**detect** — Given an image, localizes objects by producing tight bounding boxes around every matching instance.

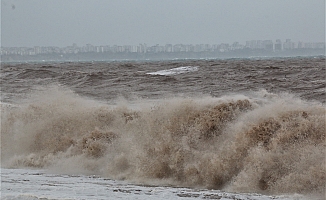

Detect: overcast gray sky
[1,0,325,47]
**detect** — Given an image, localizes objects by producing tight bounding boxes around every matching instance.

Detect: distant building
[165,44,173,52]
[283,39,294,50]
[274,39,282,51]
[263,40,273,51]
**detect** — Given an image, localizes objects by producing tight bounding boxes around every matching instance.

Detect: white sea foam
[146,66,199,75]
[1,168,304,200]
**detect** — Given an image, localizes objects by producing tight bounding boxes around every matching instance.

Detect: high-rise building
[274,39,282,51]
[283,39,294,50]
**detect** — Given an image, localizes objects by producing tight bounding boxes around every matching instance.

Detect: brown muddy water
[1,57,325,199]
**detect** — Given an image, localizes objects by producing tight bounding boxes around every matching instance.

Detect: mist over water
[1,57,325,198]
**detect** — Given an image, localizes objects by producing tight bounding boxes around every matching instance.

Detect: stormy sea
[1,56,325,199]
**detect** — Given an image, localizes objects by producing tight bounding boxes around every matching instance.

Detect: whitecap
[146,66,199,76]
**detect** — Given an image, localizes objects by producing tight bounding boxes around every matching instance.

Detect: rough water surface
[1,57,325,199]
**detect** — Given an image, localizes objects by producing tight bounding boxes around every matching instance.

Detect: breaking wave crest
[1,86,325,196]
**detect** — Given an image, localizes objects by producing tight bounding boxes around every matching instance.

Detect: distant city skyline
[1,38,325,48]
[1,0,325,47]
[2,38,325,56]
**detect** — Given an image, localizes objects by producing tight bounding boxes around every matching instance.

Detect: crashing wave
[1,87,325,197]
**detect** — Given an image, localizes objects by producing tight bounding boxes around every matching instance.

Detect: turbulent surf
[1,57,325,199]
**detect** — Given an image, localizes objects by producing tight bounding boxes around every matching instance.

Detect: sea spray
[1,86,325,197]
